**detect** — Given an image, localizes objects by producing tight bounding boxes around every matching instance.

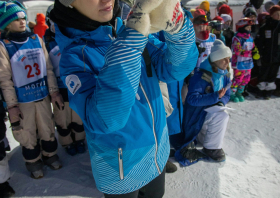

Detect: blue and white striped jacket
[55,14,198,194]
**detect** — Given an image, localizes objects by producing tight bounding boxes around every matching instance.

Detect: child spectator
[230,18,258,102]
[255,5,280,99]
[0,1,63,179]
[44,5,86,156]
[193,9,216,68]
[210,16,225,44]
[34,13,48,38]
[176,40,232,166]
[221,14,234,48]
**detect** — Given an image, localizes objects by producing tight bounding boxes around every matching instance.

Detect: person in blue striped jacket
[50,0,198,197]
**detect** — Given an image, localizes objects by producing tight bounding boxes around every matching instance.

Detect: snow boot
[66,143,77,156]
[25,159,44,179]
[236,92,245,102]
[0,181,15,197]
[202,148,226,162]
[42,154,62,170]
[230,93,239,103]
[180,141,207,164]
[76,140,86,154]
[166,160,177,173]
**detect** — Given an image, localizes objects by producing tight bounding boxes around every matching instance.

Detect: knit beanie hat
[210,40,232,62]
[219,4,233,18]
[244,7,257,17]
[58,0,75,7]
[269,5,280,16]
[221,14,232,22]
[0,1,27,30]
[199,1,210,12]
[265,1,275,12]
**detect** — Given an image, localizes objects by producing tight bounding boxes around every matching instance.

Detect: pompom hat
[0,1,27,30]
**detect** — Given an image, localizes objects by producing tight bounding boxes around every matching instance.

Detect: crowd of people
[0,0,279,197]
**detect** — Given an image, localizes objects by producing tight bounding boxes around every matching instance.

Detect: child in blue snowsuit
[176,40,232,166]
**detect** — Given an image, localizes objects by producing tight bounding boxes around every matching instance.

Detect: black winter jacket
[255,17,280,63]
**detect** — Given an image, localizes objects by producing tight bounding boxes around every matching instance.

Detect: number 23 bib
[1,35,49,103]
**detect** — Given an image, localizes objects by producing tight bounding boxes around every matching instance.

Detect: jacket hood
[55,17,124,52]
[36,13,46,24]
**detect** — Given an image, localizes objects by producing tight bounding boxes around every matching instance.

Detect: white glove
[150,0,184,35]
[126,0,163,36]
[126,0,184,36]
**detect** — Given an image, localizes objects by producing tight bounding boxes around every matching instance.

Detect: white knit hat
[210,40,232,62]
[220,14,232,22]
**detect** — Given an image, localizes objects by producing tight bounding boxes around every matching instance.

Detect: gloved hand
[150,0,184,34]
[51,92,64,110]
[126,0,184,36]
[252,46,260,60]
[126,0,162,36]
[8,105,23,125]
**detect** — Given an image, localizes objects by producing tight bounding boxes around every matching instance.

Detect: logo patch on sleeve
[66,75,81,95]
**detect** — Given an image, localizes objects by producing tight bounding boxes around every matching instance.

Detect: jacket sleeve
[0,44,18,107]
[39,38,59,95]
[146,12,198,83]
[60,28,148,133]
[186,73,220,107]
[255,26,265,56]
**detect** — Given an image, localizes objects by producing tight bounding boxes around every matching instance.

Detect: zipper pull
[118,148,124,180]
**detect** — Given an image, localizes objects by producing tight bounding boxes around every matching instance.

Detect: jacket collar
[55,17,124,52]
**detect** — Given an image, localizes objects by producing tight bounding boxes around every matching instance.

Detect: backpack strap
[143,47,153,78]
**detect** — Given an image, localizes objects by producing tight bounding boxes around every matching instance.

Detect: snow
[5,95,280,198]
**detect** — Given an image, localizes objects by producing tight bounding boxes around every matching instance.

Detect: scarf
[50,0,121,32]
[4,31,34,42]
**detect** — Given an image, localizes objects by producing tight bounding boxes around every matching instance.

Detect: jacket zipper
[139,82,161,174]
[118,148,124,180]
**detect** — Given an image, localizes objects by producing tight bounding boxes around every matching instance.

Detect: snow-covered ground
[5,94,280,198]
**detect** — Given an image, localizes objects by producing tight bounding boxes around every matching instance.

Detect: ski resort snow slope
[5,95,280,198]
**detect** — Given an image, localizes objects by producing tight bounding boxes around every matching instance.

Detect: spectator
[176,40,232,166]
[193,9,216,68]
[0,1,63,179]
[230,18,258,102]
[255,5,280,99]
[221,14,234,48]
[199,1,211,21]
[210,16,226,44]
[50,0,198,197]
[34,13,48,38]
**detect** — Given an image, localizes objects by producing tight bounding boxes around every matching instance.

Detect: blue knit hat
[0,1,27,30]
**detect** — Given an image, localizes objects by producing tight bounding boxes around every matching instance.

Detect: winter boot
[76,140,86,154]
[0,181,15,197]
[180,141,207,164]
[166,160,177,173]
[25,159,44,179]
[230,93,239,103]
[42,154,62,170]
[202,148,226,162]
[66,143,77,156]
[236,86,245,102]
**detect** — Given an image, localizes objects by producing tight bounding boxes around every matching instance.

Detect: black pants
[104,166,166,198]
[258,62,280,83]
